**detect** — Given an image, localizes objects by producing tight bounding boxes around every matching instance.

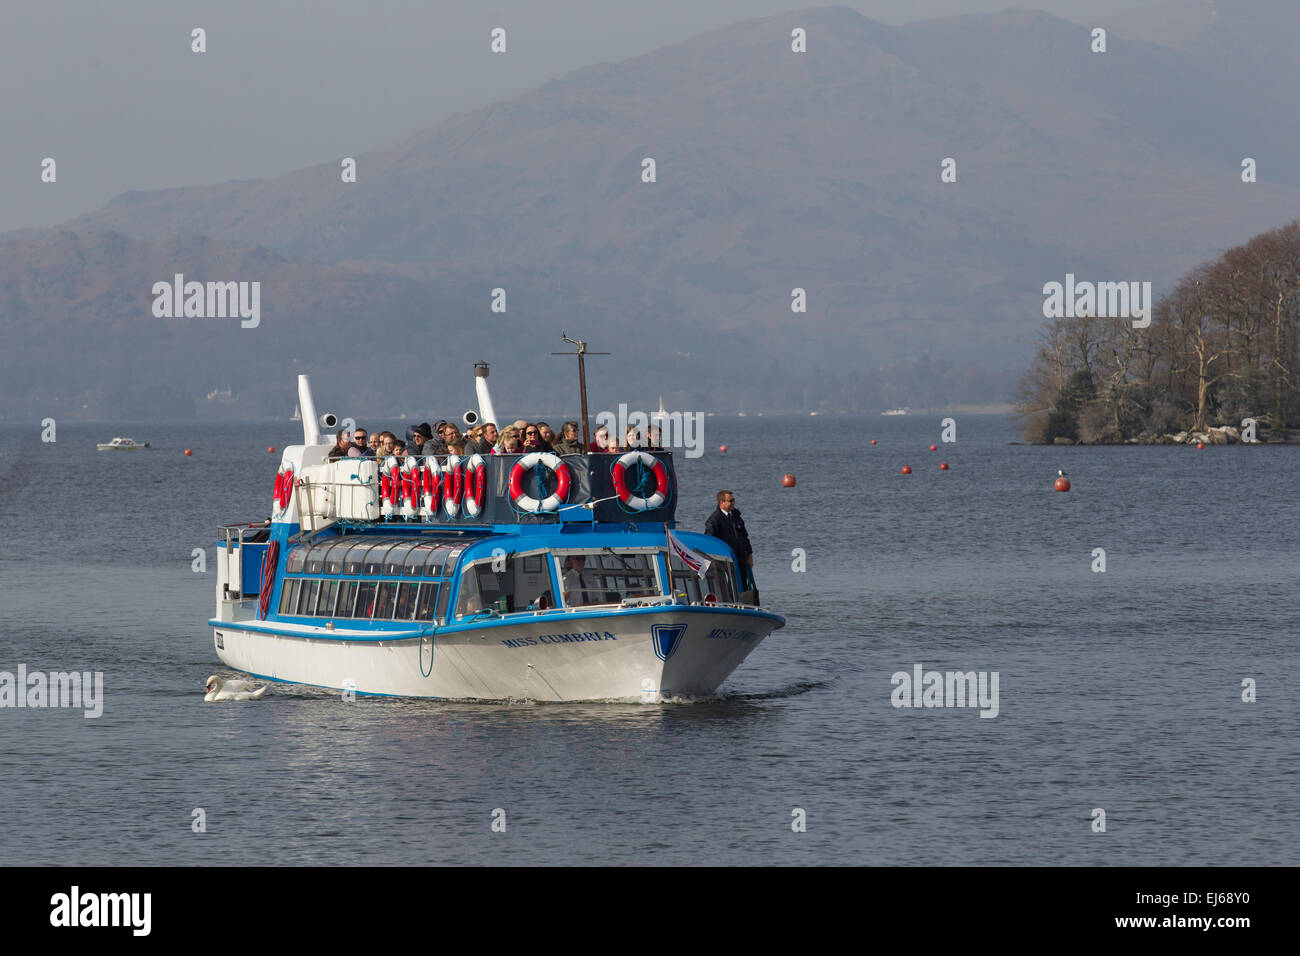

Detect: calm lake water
[1,415,1296,865]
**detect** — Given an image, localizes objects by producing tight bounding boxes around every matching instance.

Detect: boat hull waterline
[211,606,780,702]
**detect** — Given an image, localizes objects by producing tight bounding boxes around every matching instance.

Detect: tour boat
[210,366,784,701]
[97,437,150,450]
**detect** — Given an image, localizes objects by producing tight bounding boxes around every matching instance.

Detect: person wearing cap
[420,420,449,458]
[408,422,433,457]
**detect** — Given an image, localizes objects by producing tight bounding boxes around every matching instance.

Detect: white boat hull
[211,607,779,701]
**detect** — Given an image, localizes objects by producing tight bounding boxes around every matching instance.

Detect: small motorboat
[97,437,150,451]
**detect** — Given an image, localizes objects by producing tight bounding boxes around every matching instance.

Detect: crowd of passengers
[326,418,665,461]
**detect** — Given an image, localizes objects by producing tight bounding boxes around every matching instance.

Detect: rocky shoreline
[1048,425,1293,445]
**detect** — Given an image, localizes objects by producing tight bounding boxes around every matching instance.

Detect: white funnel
[474,363,499,428]
[298,375,322,445]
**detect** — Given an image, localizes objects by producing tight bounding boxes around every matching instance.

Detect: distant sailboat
[651,396,667,421]
[291,404,301,421]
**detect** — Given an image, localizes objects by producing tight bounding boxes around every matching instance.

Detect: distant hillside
[4,4,1300,419]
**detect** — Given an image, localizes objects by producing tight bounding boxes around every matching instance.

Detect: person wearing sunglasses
[705,490,755,592]
[348,428,373,458]
[521,423,551,453]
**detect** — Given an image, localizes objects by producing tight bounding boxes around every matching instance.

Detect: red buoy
[1054,477,1070,492]
[901,465,912,475]
[939,462,949,470]
[719,445,727,453]
[929,444,938,451]
[184,448,193,456]
[1196,441,1205,450]
[782,473,796,487]
[267,446,276,453]
[870,439,877,445]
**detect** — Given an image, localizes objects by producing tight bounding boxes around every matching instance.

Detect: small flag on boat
[667,527,710,579]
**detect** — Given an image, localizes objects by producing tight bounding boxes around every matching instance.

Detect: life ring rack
[612,450,671,511]
[509,452,571,513]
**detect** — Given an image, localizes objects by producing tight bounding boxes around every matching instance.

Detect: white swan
[205,674,269,702]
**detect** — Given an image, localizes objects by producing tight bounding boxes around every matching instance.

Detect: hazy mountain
[4,3,1299,420]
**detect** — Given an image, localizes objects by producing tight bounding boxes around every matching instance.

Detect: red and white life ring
[442,454,464,517]
[462,454,487,517]
[420,458,441,519]
[381,455,399,518]
[612,450,670,511]
[509,452,571,513]
[273,465,295,512]
[401,457,418,518]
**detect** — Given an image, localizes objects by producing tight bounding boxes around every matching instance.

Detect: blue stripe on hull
[213,601,784,643]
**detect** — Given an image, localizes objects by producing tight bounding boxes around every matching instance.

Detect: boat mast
[553,333,609,452]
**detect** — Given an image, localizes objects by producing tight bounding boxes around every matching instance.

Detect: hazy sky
[1,0,1160,233]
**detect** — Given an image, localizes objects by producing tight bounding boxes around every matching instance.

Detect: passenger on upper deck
[537,422,557,447]
[406,423,432,454]
[368,433,381,455]
[378,432,397,457]
[418,421,448,457]
[465,423,496,456]
[348,428,373,458]
[521,423,551,453]
[553,421,584,456]
[463,424,482,452]
[443,422,466,456]
[497,426,522,453]
[588,425,612,453]
[328,429,351,460]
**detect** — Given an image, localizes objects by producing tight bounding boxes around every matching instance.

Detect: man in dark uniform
[705,490,754,591]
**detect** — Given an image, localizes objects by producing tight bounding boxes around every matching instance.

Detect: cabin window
[404,546,432,576]
[296,580,319,616]
[395,582,420,621]
[324,540,348,574]
[334,581,358,618]
[435,577,451,620]
[355,581,378,619]
[424,547,450,577]
[385,543,417,576]
[417,583,439,621]
[456,567,482,618]
[670,553,736,603]
[555,551,659,607]
[343,542,368,575]
[305,543,330,574]
[279,580,300,614]
[316,580,338,617]
[363,545,392,575]
[374,582,398,619]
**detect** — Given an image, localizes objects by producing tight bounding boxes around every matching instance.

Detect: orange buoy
[1054,477,1070,492]
[782,473,796,487]
[184,448,193,456]
[939,461,949,470]
[870,439,877,445]
[719,445,727,453]
[901,465,912,475]
[1196,441,1205,450]
[929,444,937,451]
[267,446,276,453]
